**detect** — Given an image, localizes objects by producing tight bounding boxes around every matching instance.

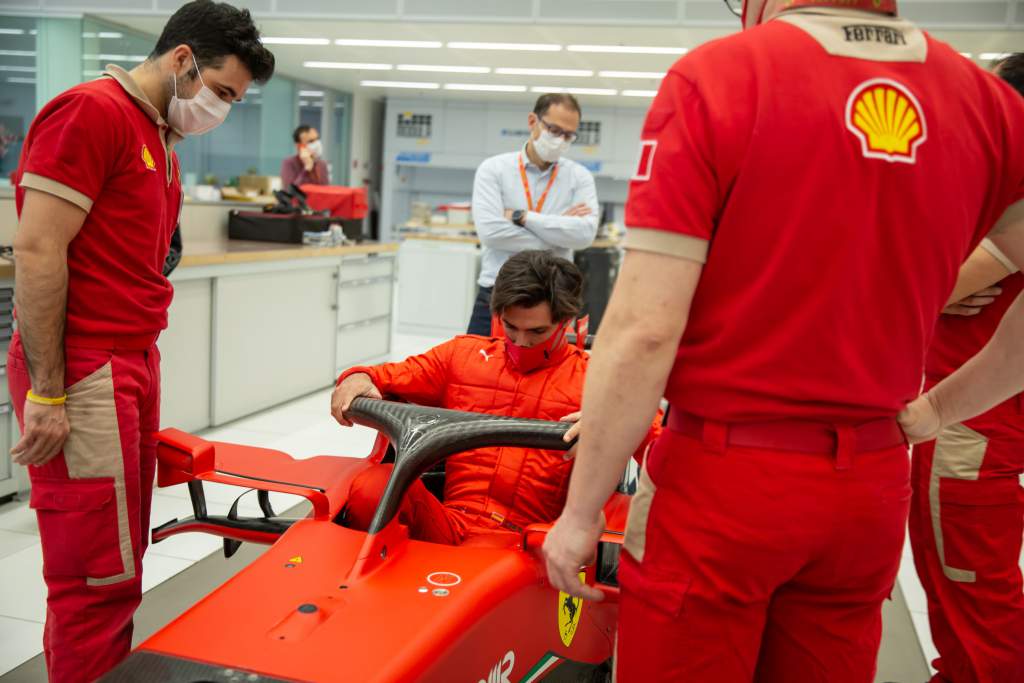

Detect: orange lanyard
[518,154,559,213]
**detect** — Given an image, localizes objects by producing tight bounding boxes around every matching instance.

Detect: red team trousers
[908,398,1024,683]
[617,422,910,682]
[8,333,160,683]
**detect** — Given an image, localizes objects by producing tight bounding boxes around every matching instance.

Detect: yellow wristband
[26,390,67,406]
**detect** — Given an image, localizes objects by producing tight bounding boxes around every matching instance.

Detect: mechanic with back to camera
[540,0,1024,682]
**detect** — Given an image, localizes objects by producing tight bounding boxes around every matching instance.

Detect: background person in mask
[467,93,599,336]
[280,124,330,188]
[6,1,274,679]
[331,250,661,545]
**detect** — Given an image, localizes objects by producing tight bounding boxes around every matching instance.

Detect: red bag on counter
[299,185,368,219]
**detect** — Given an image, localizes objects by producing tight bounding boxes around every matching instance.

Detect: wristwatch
[511,210,526,226]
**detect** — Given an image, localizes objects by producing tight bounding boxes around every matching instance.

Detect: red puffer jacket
[338,334,661,537]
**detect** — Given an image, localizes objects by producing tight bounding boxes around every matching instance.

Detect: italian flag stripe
[520,652,562,683]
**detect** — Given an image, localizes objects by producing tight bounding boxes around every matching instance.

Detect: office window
[0,16,37,181]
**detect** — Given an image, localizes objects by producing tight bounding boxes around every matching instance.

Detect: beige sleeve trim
[19,172,93,213]
[623,228,709,264]
[980,238,1018,274]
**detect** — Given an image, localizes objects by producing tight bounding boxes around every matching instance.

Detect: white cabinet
[212,264,339,425]
[397,239,479,337]
[159,278,213,432]
[336,254,394,372]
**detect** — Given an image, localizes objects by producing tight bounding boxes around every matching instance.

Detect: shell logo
[141,144,157,172]
[845,78,927,164]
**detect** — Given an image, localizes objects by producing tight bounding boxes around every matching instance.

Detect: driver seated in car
[332,250,661,545]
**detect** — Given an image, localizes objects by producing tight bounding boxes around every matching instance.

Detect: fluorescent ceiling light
[360,80,440,89]
[532,86,618,96]
[496,67,592,77]
[82,70,105,77]
[621,89,658,97]
[958,52,973,58]
[299,89,324,97]
[448,41,562,52]
[599,70,665,79]
[262,37,330,45]
[398,64,491,74]
[980,52,1010,60]
[445,83,528,92]
[0,28,25,35]
[0,50,35,57]
[0,65,35,72]
[304,61,393,70]
[336,38,442,48]
[6,77,36,84]
[82,31,124,39]
[82,53,148,61]
[568,44,686,55]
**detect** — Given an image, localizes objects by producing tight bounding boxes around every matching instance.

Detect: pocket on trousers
[619,554,691,619]
[939,477,1024,573]
[30,476,123,579]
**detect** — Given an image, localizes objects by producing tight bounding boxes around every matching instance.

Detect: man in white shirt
[468,93,599,335]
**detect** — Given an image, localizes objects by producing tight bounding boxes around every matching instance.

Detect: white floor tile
[897,553,928,615]
[214,406,335,438]
[141,553,195,593]
[266,422,379,461]
[0,615,44,677]
[0,529,40,562]
[0,544,46,623]
[911,610,939,674]
[0,500,38,536]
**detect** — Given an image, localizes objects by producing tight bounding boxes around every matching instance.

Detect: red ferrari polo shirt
[14,64,182,339]
[624,8,1024,423]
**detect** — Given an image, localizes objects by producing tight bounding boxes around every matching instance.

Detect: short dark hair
[151,0,275,84]
[994,53,1024,98]
[293,124,313,143]
[491,251,584,323]
[533,93,582,119]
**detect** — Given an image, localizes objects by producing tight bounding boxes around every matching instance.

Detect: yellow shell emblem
[846,78,927,164]
[141,144,156,171]
[557,572,586,647]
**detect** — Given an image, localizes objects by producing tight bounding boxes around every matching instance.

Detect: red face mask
[504,321,570,374]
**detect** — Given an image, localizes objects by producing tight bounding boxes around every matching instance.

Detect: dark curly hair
[994,53,1024,98]
[150,0,275,84]
[490,251,584,323]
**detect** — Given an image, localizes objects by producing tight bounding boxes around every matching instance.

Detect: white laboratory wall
[380,97,645,241]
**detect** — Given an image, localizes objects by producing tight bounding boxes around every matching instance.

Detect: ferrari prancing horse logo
[557,572,586,647]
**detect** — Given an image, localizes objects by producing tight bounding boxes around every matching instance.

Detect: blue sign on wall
[578,160,602,173]
[396,151,432,164]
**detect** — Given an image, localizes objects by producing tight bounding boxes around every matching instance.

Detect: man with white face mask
[281,124,330,188]
[468,93,599,335]
[7,1,273,680]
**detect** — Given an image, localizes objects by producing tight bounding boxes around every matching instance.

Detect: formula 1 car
[103,398,628,683]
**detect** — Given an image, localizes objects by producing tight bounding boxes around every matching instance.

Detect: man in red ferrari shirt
[7,2,273,680]
[541,1,1024,681]
[332,251,660,544]
[908,53,1024,683]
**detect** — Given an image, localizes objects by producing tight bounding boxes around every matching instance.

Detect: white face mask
[533,128,572,163]
[305,139,323,158]
[167,53,231,137]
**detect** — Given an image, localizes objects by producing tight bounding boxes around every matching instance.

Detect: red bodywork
[130,428,626,682]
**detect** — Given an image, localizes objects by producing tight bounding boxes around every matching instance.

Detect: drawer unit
[339,254,395,283]
[0,404,15,499]
[337,277,393,327]
[336,317,391,370]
